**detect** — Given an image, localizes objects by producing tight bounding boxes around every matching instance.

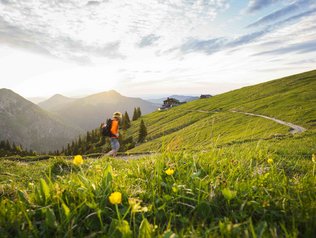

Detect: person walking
[107,111,122,157]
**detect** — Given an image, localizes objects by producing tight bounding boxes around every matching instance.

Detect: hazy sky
[0,0,315,99]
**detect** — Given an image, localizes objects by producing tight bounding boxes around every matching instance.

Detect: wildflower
[73,155,83,165]
[312,154,316,163]
[165,168,175,175]
[141,206,149,212]
[109,192,122,205]
[128,198,142,212]
[267,158,273,164]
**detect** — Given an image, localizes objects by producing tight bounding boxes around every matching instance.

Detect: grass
[126,70,316,153]
[0,70,315,237]
[0,137,315,237]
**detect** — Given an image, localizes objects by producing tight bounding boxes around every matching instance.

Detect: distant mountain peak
[0,88,31,105]
[103,89,121,96]
[52,93,65,98]
[49,94,72,100]
[0,88,17,95]
[38,93,76,111]
[87,90,122,100]
[108,89,120,94]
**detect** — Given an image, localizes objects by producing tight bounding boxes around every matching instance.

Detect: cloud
[247,0,316,27]
[179,30,271,55]
[275,8,316,26]
[0,0,11,5]
[86,1,103,6]
[227,30,269,47]
[0,1,126,63]
[180,6,316,56]
[286,59,316,65]
[246,0,279,12]
[0,17,53,56]
[253,40,316,56]
[180,38,226,54]
[0,0,229,63]
[138,34,161,48]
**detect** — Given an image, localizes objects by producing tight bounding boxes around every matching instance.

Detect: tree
[5,140,11,151]
[124,111,131,128]
[0,140,5,149]
[132,107,138,121]
[138,119,147,143]
[136,107,142,118]
[122,111,131,130]
[86,131,91,143]
[132,107,142,121]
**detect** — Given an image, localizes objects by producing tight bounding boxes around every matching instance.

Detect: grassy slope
[0,70,316,237]
[0,140,315,237]
[127,70,316,152]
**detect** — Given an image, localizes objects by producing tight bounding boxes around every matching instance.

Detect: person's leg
[108,138,120,156]
[107,138,115,156]
[112,138,120,156]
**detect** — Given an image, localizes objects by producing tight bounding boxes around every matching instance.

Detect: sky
[0,0,315,100]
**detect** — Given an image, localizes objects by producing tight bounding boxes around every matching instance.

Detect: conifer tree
[138,119,147,143]
[121,114,127,130]
[86,131,91,143]
[67,143,71,155]
[0,140,5,149]
[5,140,11,150]
[122,111,131,130]
[124,111,131,128]
[132,107,138,121]
[137,107,142,118]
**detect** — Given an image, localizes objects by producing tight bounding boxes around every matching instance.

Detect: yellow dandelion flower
[267,158,273,164]
[109,192,122,205]
[165,168,175,175]
[312,154,316,163]
[73,155,83,165]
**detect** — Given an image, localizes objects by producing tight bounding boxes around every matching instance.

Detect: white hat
[113,112,122,119]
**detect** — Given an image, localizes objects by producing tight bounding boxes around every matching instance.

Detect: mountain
[125,70,316,152]
[38,94,76,111]
[0,89,81,152]
[40,90,158,131]
[27,97,48,104]
[147,95,199,104]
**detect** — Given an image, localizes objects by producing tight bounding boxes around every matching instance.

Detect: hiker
[107,111,122,157]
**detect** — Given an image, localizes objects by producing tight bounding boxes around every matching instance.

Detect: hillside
[1,70,315,237]
[0,89,81,152]
[126,70,316,152]
[40,90,157,131]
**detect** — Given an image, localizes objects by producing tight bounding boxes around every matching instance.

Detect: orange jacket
[110,118,119,138]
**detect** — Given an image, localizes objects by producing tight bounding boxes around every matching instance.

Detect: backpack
[101,118,113,137]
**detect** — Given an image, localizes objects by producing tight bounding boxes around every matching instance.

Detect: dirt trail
[231,110,307,134]
[186,108,307,134]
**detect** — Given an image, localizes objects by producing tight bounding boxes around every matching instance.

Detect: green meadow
[0,70,316,237]
[126,70,316,153]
